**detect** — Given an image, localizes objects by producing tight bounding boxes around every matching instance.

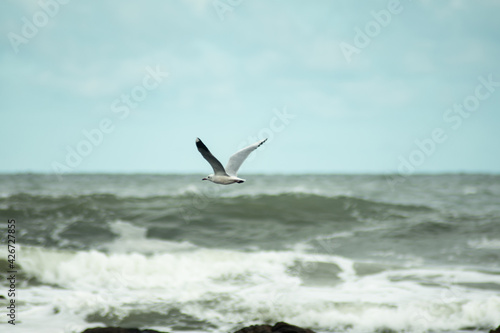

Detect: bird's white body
[195,138,267,185]
[206,174,245,185]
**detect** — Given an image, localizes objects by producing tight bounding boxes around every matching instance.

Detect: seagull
[196,137,267,185]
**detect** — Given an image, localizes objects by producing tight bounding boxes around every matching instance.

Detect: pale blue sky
[1,0,499,174]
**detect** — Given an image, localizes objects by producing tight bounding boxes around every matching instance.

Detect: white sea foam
[101,220,197,254]
[8,245,500,333]
[468,237,500,250]
[174,179,352,200]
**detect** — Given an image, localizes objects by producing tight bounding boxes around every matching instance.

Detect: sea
[1,174,499,333]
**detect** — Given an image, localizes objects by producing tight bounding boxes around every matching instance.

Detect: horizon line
[1,171,500,176]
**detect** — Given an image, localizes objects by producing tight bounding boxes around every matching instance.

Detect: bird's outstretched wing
[196,138,227,175]
[225,138,267,177]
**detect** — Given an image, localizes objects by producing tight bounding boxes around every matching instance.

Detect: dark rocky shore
[81,323,500,333]
[81,322,315,333]
[490,326,500,333]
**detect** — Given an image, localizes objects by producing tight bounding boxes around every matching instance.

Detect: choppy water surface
[1,174,499,333]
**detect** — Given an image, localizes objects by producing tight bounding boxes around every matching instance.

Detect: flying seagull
[196,137,267,185]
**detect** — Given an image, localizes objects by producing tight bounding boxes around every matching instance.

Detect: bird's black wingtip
[196,137,209,151]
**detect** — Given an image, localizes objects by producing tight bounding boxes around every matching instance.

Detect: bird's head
[202,174,213,181]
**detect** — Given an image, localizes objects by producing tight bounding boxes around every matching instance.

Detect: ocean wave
[11,246,500,333]
[0,192,435,231]
[0,192,438,252]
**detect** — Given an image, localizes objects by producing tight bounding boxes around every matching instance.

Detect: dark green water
[0,174,499,332]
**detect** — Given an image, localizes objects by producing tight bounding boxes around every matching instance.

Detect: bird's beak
[202,177,207,181]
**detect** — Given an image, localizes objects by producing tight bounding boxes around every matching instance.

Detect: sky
[1,0,499,175]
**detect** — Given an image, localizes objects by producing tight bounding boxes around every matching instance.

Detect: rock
[81,328,166,333]
[234,324,272,333]
[80,322,315,333]
[234,322,315,333]
[489,326,500,333]
[271,322,315,333]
